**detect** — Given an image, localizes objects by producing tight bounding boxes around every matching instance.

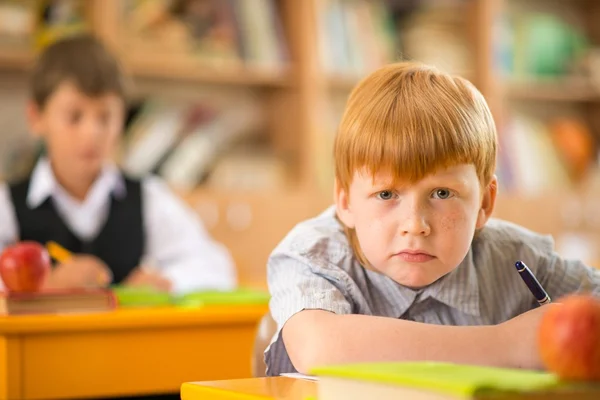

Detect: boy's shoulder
[474,218,556,267]
[270,205,354,267]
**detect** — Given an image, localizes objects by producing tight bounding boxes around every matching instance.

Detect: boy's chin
[379,264,447,289]
[74,158,104,177]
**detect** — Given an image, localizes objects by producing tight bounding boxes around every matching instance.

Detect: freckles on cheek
[439,210,465,232]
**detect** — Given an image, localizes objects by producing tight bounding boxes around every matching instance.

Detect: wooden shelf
[327,69,477,92]
[505,79,600,102]
[0,49,35,70]
[327,74,362,91]
[0,48,295,89]
[123,55,295,88]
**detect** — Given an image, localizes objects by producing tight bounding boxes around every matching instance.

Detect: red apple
[538,294,600,381]
[0,241,51,293]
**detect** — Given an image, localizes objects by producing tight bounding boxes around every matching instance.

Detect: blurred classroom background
[0,0,599,293]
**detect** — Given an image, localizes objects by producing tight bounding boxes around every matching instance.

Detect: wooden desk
[0,304,268,400]
[181,377,317,400]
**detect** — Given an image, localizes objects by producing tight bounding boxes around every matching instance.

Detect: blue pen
[515,260,551,305]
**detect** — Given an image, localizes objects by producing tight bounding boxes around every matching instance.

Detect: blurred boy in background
[0,34,236,294]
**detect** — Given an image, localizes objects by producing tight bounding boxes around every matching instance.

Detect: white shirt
[0,158,237,293]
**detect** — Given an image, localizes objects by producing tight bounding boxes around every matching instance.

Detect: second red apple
[0,241,51,293]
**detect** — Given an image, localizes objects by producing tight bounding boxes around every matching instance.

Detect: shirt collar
[365,246,481,319]
[26,157,127,209]
[422,247,481,317]
[363,268,418,319]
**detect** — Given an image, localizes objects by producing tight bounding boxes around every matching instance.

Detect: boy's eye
[376,190,396,200]
[432,188,453,199]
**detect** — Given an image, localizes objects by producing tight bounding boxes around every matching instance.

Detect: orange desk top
[0,305,268,400]
[181,377,317,400]
[0,304,268,334]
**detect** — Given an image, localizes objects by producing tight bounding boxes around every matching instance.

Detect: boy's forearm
[283,310,515,374]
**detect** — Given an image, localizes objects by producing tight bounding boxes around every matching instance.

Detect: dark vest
[8,177,145,284]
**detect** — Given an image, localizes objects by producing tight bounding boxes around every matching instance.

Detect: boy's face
[336,164,497,289]
[28,81,124,178]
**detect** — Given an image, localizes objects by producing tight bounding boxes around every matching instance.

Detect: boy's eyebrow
[426,175,470,189]
[369,176,400,189]
[369,174,470,188]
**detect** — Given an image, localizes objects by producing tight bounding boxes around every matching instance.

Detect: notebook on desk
[310,362,600,400]
[112,286,270,308]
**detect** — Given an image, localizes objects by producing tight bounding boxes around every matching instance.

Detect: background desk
[0,304,267,400]
[181,377,317,400]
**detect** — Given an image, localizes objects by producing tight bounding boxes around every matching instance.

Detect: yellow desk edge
[181,378,318,400]
[181,383,273,400]
[0,304,269,334]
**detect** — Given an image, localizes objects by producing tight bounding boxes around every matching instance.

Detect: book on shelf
[120,100,215,177]
[316,0,474,79]
[400,3,472,77]
[119,0,288,70]
[122,0,241,66]
[496,112,596,195]
[498,112,570,194]
[118,95,266,192]
[310,361,600,400]
[316,0,397,78]
[158,97,264,191]
[0,288,116,315]
[232,0,288,69]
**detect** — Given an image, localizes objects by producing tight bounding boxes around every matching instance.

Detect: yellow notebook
[310,362,600,399]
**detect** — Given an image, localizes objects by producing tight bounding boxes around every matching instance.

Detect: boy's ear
[26,100,45,138]
[476,175,497,229]
[334,179,355,229]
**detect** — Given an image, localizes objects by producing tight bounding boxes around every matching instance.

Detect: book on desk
[0,286,270,315]
[0,288,116,315]
[309,361,600,400]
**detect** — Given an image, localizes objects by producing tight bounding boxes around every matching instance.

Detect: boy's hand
[123,267,173,292]
[43,255,112,290]
[499,304,561,370]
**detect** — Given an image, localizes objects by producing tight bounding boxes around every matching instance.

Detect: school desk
[180,377,600,400]
[0,304,268,400]
[181,377,317,400]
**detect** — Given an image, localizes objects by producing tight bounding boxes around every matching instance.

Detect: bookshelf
[505,80,600,102]
[0,0,598,285]
[484,0,600,266]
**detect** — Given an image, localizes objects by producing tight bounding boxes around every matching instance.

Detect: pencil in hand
[46,241,110,286]
[46,241,73,263]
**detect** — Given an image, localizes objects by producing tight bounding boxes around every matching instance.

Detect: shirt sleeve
[268,251,353,325]
[536,249,600,300]
[0,183,20,289]
[265,243,354,375]
[140,176,237,293]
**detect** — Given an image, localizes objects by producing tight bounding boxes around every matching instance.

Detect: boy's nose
[400,215,431,236]
[398,200,431,236]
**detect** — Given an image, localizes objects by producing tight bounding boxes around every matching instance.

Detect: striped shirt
[264,206,600,376]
